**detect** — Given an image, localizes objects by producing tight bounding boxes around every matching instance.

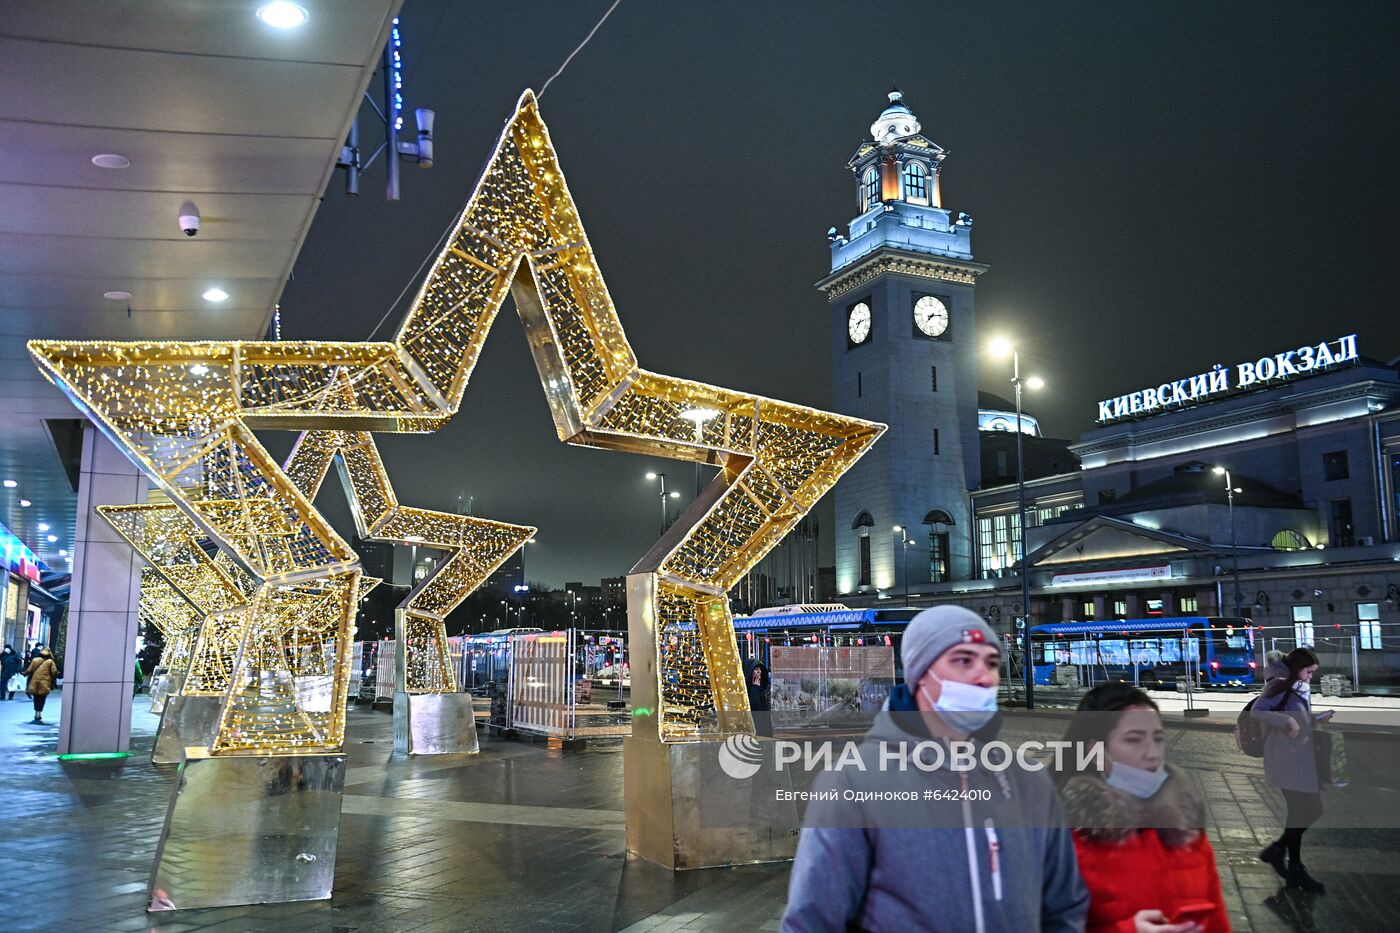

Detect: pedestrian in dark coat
[1059,683,1230,933]
[24,647,58,723]
[743,657,771,736]
[1,644,21,700]
[1250,647,1330,893]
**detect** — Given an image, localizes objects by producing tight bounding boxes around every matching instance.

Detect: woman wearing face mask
[1057,683,1229,933]
[1250,647,1329,893]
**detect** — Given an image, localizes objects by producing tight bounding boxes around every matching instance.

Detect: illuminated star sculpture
[281,427,535,694]
[30,88,884,902]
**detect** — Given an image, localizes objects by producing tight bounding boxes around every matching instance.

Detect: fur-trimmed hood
[1059,763,1204,847]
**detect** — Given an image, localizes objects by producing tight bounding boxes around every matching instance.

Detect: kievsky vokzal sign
[1097,333,1359,423]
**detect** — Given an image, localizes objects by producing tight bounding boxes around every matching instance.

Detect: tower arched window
[852,511,874,587]
[902,161,928,204]
[861,168,879,211]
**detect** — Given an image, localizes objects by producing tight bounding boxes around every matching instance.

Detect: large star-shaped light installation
[282,427,535,693]
[31,91,883,751]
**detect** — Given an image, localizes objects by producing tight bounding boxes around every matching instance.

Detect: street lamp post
[1212,466,1243,616]
[893,525,912,603]
[989,338,1044,709]
[645,472,682,535]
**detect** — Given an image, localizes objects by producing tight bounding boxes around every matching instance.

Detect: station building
[823,91,1400,687]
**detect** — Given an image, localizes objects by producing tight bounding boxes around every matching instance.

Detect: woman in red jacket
[1057,683,1231,933]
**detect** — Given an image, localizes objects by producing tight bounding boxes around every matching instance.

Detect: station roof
[0,1,402,571]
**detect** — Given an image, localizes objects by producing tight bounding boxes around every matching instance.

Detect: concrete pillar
[57,426,145,755]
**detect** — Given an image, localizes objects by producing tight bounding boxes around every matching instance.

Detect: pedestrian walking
[1057,683,1229,933]
[24,646,58,724]
[781,606,1088,932]
[1,644,21,700]
[1251,647,1330,893]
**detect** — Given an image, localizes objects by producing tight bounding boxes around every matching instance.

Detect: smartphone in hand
[1172,902,1216,928]
[1316,710,1335,722]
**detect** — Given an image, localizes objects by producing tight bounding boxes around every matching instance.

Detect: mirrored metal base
[147,753,346,911]
[393,691,480,756]
[152,694,222,764]
[624,736,799,870]
[148,670,184,714]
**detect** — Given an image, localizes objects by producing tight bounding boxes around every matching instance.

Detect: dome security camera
[179,201,201,237]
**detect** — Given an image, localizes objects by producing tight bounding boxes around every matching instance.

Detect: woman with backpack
[1250,647,1332,893]
[1057,683,1229,933]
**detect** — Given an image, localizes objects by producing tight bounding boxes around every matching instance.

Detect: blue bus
[733,605,922,670]
[1028,618,1256,688]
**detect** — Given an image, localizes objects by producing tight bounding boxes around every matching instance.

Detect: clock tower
[817,89,987,598]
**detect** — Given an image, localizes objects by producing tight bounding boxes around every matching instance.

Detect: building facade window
[929,532,949,583]
[930,365,938,392]
[902,161,928,203]
[858,535,872,587]
[1179,595,1198,613]
[1270,529,1309,550]
[1322,450,1349,481]
[1113,598,1127,617]
[1082,600,1095,619]
[1292,605,1315,647]
[933,428,940,456]
[1328,499,1354,547]
[857,371,862,398]
[1359,603,1381,650]
[996,450,1009,476]
[862,167,879,211]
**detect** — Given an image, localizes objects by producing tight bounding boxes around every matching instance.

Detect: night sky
[277,1,1400,588]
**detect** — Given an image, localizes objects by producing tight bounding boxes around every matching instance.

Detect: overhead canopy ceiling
[0,0,403,573]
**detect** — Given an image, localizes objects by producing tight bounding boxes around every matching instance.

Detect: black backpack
[1235,694,1267,758]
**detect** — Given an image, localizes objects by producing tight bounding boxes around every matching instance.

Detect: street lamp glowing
[669,491,680,499]
[988,337,1014,357]
[892,524,902,532]
[1025,376,1045,391]
[645,472,657,480]
[1212,466,1226,476]
[679,407,721,424]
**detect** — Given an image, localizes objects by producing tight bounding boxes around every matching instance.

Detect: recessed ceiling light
[37,523,49,532]
[257,2,309,29]
[19,499,31,507]
[2,479,15,488]
[91,153,131,169]
[104,290,132,301]
[202,288,229,302]
[47,534,58,543]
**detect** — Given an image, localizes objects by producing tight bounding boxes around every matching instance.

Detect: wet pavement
[1,692,1397,931]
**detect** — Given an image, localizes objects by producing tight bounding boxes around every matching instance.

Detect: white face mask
[1292,680,1311,700]
[920,675,998,734]
[1106,760,1169,799]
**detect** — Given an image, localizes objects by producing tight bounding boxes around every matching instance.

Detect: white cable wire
[539,0,624,100]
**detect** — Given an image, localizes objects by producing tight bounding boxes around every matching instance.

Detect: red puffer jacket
[1061,767,1231,933]
[1073,827,1230,933]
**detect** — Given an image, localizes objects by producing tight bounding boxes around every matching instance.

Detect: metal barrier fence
[350,631,631,738]
[769,645,895,731]
[349,641,363,699]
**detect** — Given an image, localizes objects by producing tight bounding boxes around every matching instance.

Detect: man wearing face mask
[782,606,1088,932]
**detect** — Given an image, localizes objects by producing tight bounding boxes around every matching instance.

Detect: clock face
[847,302,872,344]
[913,295,949,337]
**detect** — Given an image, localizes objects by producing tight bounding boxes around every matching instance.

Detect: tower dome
[870,87,921,143]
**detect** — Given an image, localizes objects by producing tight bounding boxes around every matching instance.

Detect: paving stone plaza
[5,694,1397,932]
